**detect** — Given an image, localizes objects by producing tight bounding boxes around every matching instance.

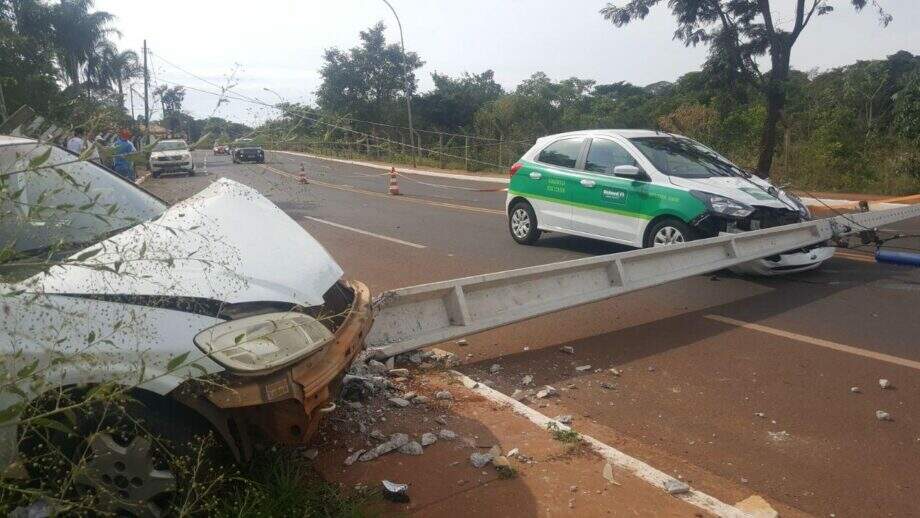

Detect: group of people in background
[65,127,137,181]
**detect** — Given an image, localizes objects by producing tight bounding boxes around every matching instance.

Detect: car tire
[508,200,541,245]
[18,389,227,516]
[643,217,693,248]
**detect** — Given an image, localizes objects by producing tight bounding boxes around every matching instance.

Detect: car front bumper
[151,160,193,172]
[178,280,372,458]
[729,246,836,276]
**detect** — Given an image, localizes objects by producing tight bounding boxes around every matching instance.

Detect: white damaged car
[0,136,371,515]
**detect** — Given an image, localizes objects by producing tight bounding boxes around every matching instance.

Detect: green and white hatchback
[505,129,834,275]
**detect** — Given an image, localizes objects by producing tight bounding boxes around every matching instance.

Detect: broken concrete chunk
[664,479,690,495]
[457,339,468,346]
[399,441,424,455]
[460,377,479,389]
[490,364,502,374]
[850,386,862,393]
[369,429,387,441]
[560,346,575,355]
[609,368,622,376]
[602,462,619,484]
[488,445,502,457]
[385,357,395,370]
[367,359,388,374]
[735,495,779,518]
[575,365,592,372]
[388,397,410,408]
[511,389,527,401]
[876,410,892,421]
[429,348,460,368]
[388,368,410,377]
[408,352,423,364]
[507,448,520,458]
[435,416,448,425]
[470,452,494,468]
[536,386,558,399]
[555,415,573,425]
[521,375,534,386]
[435,390,454,400]
[421,432,438,447]
[879,379,892,389]
[381,480,409,502]
[438,429,457,440]
[412,395,430,404]
[344,449,365,466]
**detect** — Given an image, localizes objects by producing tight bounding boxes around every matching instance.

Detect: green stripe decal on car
[509,190,658,220]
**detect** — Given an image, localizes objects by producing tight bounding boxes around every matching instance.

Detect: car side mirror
[612,165,643,178]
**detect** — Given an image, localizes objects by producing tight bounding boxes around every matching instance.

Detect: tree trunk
[756,40,792,178]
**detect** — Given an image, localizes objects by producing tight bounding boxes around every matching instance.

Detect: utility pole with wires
[0,81,7,122]
[143,40,150,144]
[381,0,416,168]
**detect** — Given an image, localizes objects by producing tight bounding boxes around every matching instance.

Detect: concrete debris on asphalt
[575,365,592,372]
[663,479,690,495]
[439,429,458,440]
[879,379,892,389]
[560,346,575,354]
[876,410,892,421]
[470,452,494,468]
[536,385,559,398]
[344,449,365,466]
[435,390,454,400]
[388,397,410,408]
[555,415,573,424]
[420,432,438,446]
[521,374,534,386]
[399,441,424,455]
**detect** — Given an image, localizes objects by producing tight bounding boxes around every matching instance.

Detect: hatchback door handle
[529,172,542,180]
[580,179,596,188]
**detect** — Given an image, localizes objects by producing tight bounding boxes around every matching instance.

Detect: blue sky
[96,0,919,125]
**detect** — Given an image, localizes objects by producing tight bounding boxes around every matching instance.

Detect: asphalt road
[145,151,920,517]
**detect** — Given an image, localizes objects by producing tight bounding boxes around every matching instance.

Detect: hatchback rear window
[537,138,583,168]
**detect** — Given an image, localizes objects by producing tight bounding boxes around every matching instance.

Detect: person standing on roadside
[112,129,136,181]
[66,127,86,154]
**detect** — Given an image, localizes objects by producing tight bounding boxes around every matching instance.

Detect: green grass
[546,422,581,444]
[213,450,375,518]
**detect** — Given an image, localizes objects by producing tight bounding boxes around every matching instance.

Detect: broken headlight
[690,190,754,219]
[785,192,811,219]
[194,312,334,375]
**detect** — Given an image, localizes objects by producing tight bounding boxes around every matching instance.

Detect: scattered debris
[609,368,622,376]
[412,395,430,404]
[470,452,494,468]
[388,368,409,377]
[767,431,790,442]
[600,382,614,390]
[385,357,395,370]
[344,449,365,466]
[367,359,388,374]
[439,429,458,440]
[460,377,479,389]
[420,432,438,447]
[850,386,862,393]
[521,374,534,386]
[381,480,410,503]
[560,346,575,354]
[399,441,424,455]
[493,455,516,478]
[876,410,892,421]
[302,448,318,460]
[435,390,454,400]
[511,389,527,401]
[435,416,448,426]
[490,364,502,374]
[879,379,892,389]
[360,433,410,462]
[754,412,766,418]
[575,365,592,372]
[507,448,519,458]
[602,462,621,485]
[647,366,656,372]
[536,386,558,399]
[457,339,468,346]
[489,445,502,457]
[664,479,690,495]
[369,429,387,441]
[555,415,574,425]
[430,348,460,368]
[388,397,410,408]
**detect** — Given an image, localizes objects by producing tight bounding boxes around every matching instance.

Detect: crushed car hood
[26,178,343,307]
[668,175,795,208]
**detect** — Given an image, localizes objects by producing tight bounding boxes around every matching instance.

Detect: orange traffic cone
[299,162,308,184]
[388,167,400,195]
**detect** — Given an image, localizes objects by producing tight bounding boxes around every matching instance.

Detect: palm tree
[50,0,119,88]
[102,48,140,106]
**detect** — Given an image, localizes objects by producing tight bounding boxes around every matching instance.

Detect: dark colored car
[233,146,265,164]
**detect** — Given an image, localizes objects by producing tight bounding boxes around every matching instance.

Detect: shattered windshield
[629,137,747,179]
[0,142,168,282]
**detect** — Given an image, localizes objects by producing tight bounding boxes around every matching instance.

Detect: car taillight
[509,162,523,177]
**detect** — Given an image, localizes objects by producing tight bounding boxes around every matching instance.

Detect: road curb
[448,370,751,518]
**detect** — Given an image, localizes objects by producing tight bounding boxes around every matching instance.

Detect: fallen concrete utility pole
[367,205,920,358]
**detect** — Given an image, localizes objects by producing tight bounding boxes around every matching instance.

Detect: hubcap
[510,208,531,239]
[75,433,176,518]
[653,226,685,247]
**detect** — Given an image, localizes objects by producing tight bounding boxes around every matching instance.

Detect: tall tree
[600,0,892,177]
[50,0,118,88]
[101,47,140,107]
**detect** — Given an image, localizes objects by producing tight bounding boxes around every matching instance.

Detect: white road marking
[447,371,749,518]
[706,314,920,371]
[302,216,426,249]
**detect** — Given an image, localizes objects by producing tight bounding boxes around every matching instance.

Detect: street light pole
[381,0,416,167]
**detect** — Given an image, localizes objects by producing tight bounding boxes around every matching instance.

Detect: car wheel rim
[653,226,685,247]
[74,433,176,518]
[511,208,531,239]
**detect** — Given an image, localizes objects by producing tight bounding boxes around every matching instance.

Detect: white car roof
[536,129,684,141]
